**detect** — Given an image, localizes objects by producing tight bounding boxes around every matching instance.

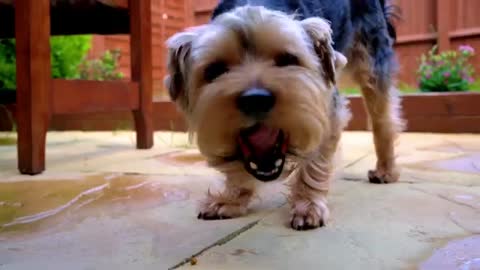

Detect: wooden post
[130,0,154,149]
[15,0,51,174]
[437,0,451,51]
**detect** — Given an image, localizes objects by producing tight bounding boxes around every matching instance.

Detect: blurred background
[0,0,479,133]
[0,2,479,267]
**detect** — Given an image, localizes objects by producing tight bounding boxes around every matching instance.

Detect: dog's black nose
[236,88,275,117]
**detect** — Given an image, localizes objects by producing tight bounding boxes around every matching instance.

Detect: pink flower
[469,77,475,83]
[443,71,451,78]
[459,45,475,55]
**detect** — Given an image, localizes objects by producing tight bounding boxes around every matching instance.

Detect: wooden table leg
[130,0,154,149]
[15,0,51,174]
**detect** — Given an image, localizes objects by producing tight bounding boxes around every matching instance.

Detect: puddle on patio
[419,142,480,154]
[155,150,207,167]
[404,141,480,174]
[405,153,480,175]
[0,173,189,236]
[420,235,480,270]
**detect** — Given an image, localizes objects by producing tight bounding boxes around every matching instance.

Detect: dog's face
[165,6,347,181]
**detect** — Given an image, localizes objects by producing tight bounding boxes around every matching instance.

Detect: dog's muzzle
[237,124,288,182]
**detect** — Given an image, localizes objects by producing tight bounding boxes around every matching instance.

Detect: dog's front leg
[289,132,341,230]
[198,163,255,220]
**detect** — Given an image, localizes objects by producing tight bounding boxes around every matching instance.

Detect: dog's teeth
[275,159,282,167]
[256,168,280,177]
[250,162,258,170]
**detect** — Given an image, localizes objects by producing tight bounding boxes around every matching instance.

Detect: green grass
[470,80,480,92]
[340,88,362,95]
[0,136,16,146]
[340,79,480,95]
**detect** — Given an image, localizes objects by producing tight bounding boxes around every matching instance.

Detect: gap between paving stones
[168,151,372,268]
[166,151,372,269]
[343,152,373,169]
[168,220,261,270]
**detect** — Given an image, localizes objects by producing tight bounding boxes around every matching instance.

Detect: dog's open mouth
[237,124,288,182]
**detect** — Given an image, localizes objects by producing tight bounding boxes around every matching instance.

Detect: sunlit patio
[1,0,480,269]
[1,131,479,269]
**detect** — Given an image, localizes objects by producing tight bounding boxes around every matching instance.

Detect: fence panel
[89,0,480,94]
[190,0,479,87]
[449,0,480,72]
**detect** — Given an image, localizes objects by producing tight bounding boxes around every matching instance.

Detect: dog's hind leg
[350,40,404,184]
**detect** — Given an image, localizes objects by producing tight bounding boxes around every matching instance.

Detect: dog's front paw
[368,168,399,184]
[197,199,247,220]
[290,199,330,230]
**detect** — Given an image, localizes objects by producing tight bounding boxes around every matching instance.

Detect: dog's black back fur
[212,0,399,89]
[212,0,396,52]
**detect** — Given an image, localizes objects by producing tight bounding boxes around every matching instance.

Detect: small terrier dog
[165,0,404,230]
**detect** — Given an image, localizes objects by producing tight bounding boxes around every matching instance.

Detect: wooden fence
[393,0,480,84]
[89,0,479,95]
[88,0,194,100]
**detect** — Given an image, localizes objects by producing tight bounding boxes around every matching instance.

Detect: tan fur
[347,40,405,183]
[199,162,256,219]
[289,92,350,228]
[165,6,399,229]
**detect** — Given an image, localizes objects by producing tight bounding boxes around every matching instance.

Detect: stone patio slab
[0,131,479,269]
[0,173,286,270]
[180,181,478,270]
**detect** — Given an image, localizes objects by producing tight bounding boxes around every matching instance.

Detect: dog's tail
[379,0,401,41]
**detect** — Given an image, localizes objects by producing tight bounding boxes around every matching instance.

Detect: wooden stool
[0,0,154,174]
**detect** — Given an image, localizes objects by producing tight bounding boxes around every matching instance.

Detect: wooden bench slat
[52,79,139,114]
[0,0,127,8]
[0,0,130,38]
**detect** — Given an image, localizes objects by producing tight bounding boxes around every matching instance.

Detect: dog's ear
[333,51,347,79]
[300,18,347,85]
[165,28,200,111]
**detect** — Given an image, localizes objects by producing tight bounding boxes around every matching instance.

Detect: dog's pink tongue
[245,125,279,157]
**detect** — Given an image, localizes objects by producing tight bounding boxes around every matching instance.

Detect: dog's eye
[274,53,300,67]
[204,61,229,83]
